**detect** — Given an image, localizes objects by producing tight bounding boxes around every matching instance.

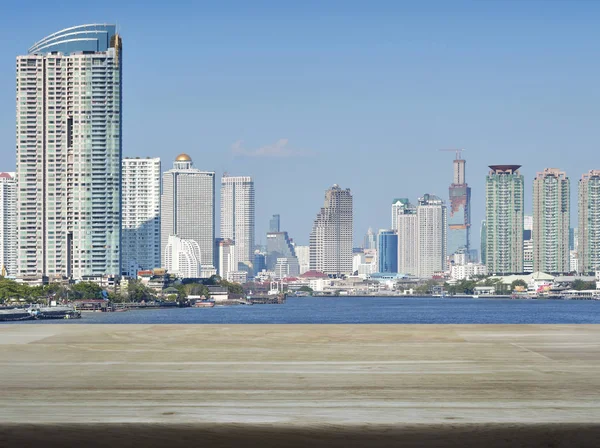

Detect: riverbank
[0,324,599,446]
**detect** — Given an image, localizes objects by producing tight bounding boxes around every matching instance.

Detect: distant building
[0,173,16,277]
[363,227,376,250]
[221,176,255,271]
[161,154,215,270]
[578,170,600,273]
[484,165,524,274]
[533,168,570,273]
[269,214,280,233]
[451,263,488,281]
[309,185,353,276]
[480,220,487,267]
[266,231,296,269]
[447,154,471,255]
[216,238,237,280]
[295,245,310,274]
[377,230,398,273]
[274,257,300,279]
[122,158,161,278]
[253,251,266,275]
[417,194,447,278]
[396,199,418,276]
[164,235,202,278]
[523,214,533,274]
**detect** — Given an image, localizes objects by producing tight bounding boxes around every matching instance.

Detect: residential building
[216,238,237,280]
[391,198,410,231]
[0,173,17,277]
[532,168,570,273]
[523,215,533,274]
[416,194,447,278]
[164,235,202,279]
[269,214,280,233]
[16,24,123,281]
[294,245,310,274]
[309,185,353,276]
[377,230,398,273]
[447,154,471,255]
[396,199,418,275]
[480,220,487,266]
[220,176,255,271]
[161,154,215,270]
[121,157,161,277]
[363,227,376,250]
[484,165,524,274]
[451,263,488,281]
[578,170,600,273]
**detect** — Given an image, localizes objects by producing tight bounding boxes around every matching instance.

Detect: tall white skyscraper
[161,154,215,271]
[16,25,122,281]
[0,173,17,278]
[309,185,353,276]
[578,170,600,274]
[395,199,418,276]
[416,194,447,278]
[121,158,161,277]
[220,176,255,270]
[164,235,202,279]
[533,168,570,274]
[216,238,237,280]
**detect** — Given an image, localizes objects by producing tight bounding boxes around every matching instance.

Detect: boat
[32,306,81,320]
[0,308,35,322]
[193,301,215,308]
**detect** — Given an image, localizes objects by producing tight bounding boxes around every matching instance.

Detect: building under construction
[444,150,471,257]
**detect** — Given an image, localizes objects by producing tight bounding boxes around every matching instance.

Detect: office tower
[269,214,280,233]
[161,154,215,271]
[220,176,255,271]
[309,184,353,276]
[578,170,600,273]
[523,215,533,274]
[274,257,300,279]
[16,24,122,281]
[216,238,237,280]
[363,227,376,250]
[447,154,471,255]
[121,157,161,277]
[294,245,310,274]
[266,231,296,269]
[0,173,17,277]
[485,165,524,274]
[533,168,570,273]
[377,230,398,273]
[164,235,201,278]
[253,251,266,274]
[416,194,447,278]
[396,199,418,275]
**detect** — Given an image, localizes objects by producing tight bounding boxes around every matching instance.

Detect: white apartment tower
[533,168,570,273]
[16,25,123,281]
[217,238,237,280]
[0,173,17,277]
[395,199,418,276]
[578,170,600,274]
[309,185,353,276]
[416,194,447,278]
[161,154,215,271]
[220,176,255,270]
[121,158,161,277]
[164,235,202,279]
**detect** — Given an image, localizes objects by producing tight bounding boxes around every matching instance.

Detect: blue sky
[1,0,599,249]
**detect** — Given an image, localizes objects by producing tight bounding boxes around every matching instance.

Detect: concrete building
[484,165,524,275]
[269,214,280,233]
[295,245,310,274]
[523,215,533,274]
[161,154,215,270]
[417,194,447,278]
[395,199,418,276]
[164,235,202,279]
[447,154,471,256]
[121,158,161,277]
[451,263,488,281]
[274,257,300,279]
[480,220,487,267]
[377,230,398,273]
[310,185,353,276]
[266,231,296,269]
[16,24,123,281]
[253,251,266,275]
[220,176,255,271]
[363,227,376,250]
[578,170,600,273]
[0,173,17,277]
[216,238,237,280]
[533,168,570,274]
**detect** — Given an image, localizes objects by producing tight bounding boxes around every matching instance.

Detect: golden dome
[175,153,192,162]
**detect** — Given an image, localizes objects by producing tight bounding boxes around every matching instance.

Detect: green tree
[298,286,313,294]
[70,282,103,300]
[127,280,156,302]
[511,279,528,291]
[572,279,596,291]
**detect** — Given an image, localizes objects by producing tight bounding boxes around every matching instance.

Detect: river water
[12,296,600,324]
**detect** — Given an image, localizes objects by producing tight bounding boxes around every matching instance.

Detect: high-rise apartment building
[16,24,123,281]
[0,173,17,277]
[377,230,398,273]
[309,185,353,276]
[216,238,237,280]
[161,154,215,271]
[121,157,161,277]
[294,245,310,275]
[220,176,255,271]
[532,168,570,273]
[395,199,418,275]
[447,155,471,256]
[484,165,524,275]
[269,214,280,233]
[523,215,533,274]
[416,194,447,278]
[578,170,600,273]
[164,235,202,279]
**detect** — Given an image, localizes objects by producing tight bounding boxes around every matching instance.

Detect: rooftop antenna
[439,148,465,160]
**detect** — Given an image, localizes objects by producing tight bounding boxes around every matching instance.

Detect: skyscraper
[216,238,237,281]
[309,185,353,276]
[0,173,17,277]
[417,194,447,278]
[578,170,600,273]
[396,199,418,275]
[363,227,376,250]
[266,231,296,269]
[161,154,215,272]
[269,214,280,233]
[485,165,524,275]
[16,24,123,281]
[164,235,202,279]
[447,155,471,256]
[220,176,255,271]
[533,168,570,273]
[377,230,398,273]
[122,158,161,277]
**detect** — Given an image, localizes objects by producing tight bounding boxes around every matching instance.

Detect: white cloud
[231,139,310,157]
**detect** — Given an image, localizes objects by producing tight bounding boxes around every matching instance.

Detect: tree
[572,279,596,291]
[299,286,313,294]
[511,279,528,291]
[70,282,103,300]
[127,280,156,302]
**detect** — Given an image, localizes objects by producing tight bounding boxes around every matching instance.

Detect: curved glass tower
[16,25,122,281]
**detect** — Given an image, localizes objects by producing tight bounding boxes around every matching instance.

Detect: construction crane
[439,148,465,160]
